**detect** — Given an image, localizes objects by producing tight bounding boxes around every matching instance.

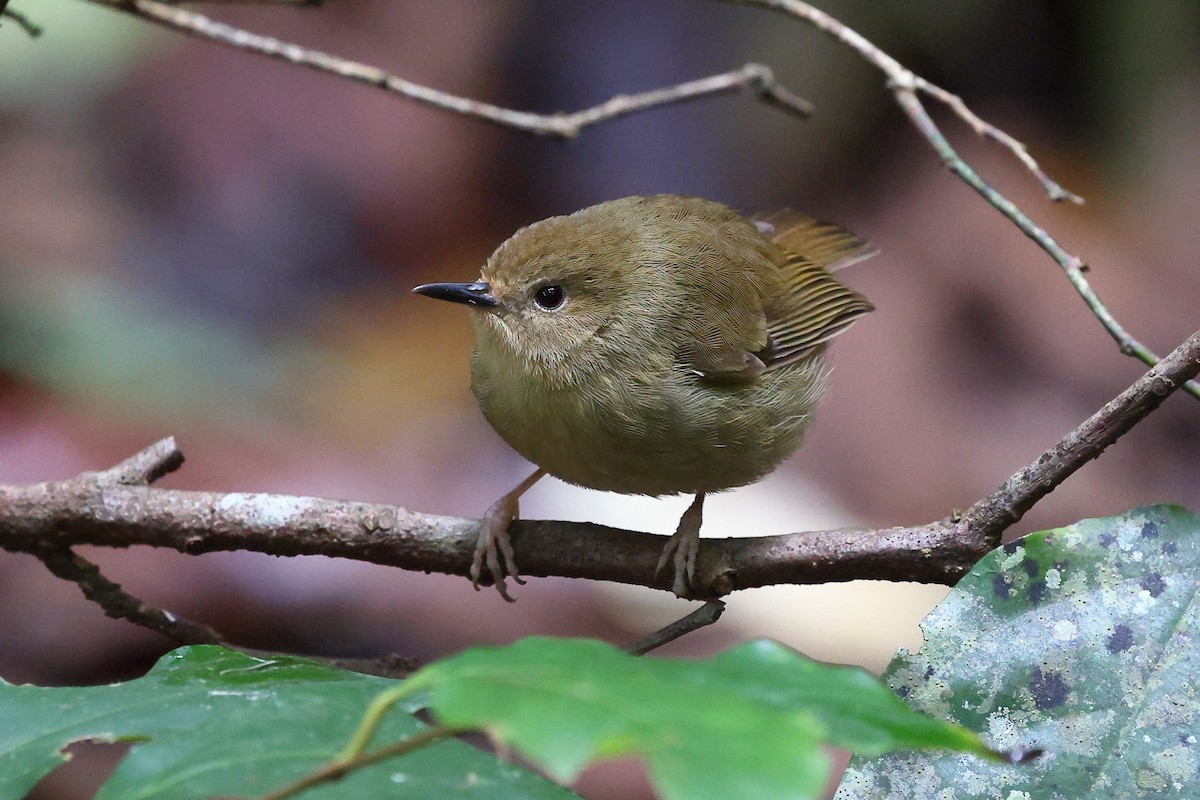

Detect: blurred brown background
[1,1,1197,797]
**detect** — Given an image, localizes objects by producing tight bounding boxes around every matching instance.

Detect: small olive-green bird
[415,194,873,599]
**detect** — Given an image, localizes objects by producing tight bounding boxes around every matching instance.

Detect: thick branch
[2,331,1196,601]
[11,439,422,669]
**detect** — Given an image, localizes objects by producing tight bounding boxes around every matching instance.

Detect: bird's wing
[750,210,875,370]
[750,210,878,272]
[653,199,776,384]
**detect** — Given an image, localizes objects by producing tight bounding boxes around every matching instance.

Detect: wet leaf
[0,646,576,800]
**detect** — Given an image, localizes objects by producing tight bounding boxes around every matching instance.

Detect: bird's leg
[656,492,706,598]
[473,468,545,602]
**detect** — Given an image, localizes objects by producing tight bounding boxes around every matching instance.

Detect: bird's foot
[656,492,705,598]
[470,469,544,602]
[471,495,526,602]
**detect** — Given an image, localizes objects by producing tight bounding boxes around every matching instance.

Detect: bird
[414,194,874,600]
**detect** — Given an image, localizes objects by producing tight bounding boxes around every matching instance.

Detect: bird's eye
[534,284,566,310]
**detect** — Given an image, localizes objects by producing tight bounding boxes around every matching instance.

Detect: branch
[85,0,811,136]
[10,437,427,672]
[37,547,417,671]
[912,78,1082,204]
[13,437,226,645]
[81,0,1198,397]
[726,0,1080,204]
[963,328,1200,531]
[2,330,1196,605]
[887,88,1199,400]
[726,0,1198,400]
[628,600,726,655]
[29,545,226,645]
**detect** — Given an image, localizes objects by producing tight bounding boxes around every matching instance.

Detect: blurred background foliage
[0,1,1197,797]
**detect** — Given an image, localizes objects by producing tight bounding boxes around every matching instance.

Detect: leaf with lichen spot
[836,504,1200,799]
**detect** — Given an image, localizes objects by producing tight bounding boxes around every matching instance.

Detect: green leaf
[401,636,998,800]
[837,504,1200,799]
[0,646,577,800]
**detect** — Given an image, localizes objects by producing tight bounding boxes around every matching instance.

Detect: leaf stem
[259,726,452,800]
[336,681,421,762]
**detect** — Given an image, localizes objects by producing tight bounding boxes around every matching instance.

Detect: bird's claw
[471,494,525,602]
[655,493,705,598]
[655,534,698,598]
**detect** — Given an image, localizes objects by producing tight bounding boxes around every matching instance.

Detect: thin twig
[86,0,810,137]
[16,436,223,644]
[913,78,1083,204]
[105,435,186,485]
[2,331,1195,604]
[725,0,1197,399]
[30,546,226,644]
[888,88,1200,401]
[83,0,1196,395]
[259,727,453,800]
[27,543,420,669]
[725,0,1079,203]
[1,6,43,37]
[628,600,726,655]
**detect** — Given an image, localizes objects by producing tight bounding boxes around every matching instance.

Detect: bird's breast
[471,342,826,496]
